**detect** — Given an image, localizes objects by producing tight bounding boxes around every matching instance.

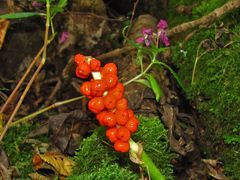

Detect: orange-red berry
[80,82,92,96]
[88,97,105,114]
[108,83,124,100]
[103,94,117,110]
[91,80,106,97]
[102,73,118,89]
[76,62,91,79]
[127,109,135,118]
[102,63,118,75]
[90,59,101,71]
[114,140,130,152]
[74,53,85,65]
[96,111,107,125]
[116,98,128,111]
[102,112,117,127]
[106,127,118,143]
[116,126,131,142]
[115,110,129,125]
[125,117,139,133]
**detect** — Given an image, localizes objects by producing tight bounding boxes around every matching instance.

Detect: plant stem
[153,61,186,92]
[141,150,166,180]
[129,139,165,180]
[123,61,154,86]
[10,96,85,127]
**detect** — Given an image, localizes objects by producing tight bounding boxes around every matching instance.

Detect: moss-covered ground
[169,0,240,179]
[69,115,174,180]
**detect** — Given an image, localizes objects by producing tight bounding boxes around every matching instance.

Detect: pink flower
[32,1,43,7]
[157,19,170,46]
[136,28,153,46]
[59,32,69,44]
[157,19,168,30]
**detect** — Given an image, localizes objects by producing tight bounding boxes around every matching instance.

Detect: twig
[66,11,125,22]
[96,46,134,60]
[10,96,84,127]
[167,0,240,37]
[0,46,44,114]
[0,0,51,142]
[44,78,62,106]
[0,62,44,141]
[125,0,140,38]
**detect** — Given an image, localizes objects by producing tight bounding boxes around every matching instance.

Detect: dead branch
[167,0,240,36]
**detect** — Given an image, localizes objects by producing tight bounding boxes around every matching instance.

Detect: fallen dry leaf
[49,110,95,154]
[202,159,229,180]
[0,19,10,49]
[32,152,75,177]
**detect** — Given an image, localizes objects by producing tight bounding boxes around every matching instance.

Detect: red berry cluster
[74,54,139,153]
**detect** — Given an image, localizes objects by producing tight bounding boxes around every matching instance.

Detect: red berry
[125,117,139,133]
[76,62,91,79]
[108,83,124,100]
[102,73,118,89]
[106,127,118,143]
[102,112,116,127]
[88,97,104,113]
[114,140,130,152]
[103,94,117,110]
[102,63,118,75]
[115,110,129,125]
[116,98,128,111]
[80,82,91,96]
[91,80,106,97]
[90,59,101,71]
[74,53,85,65]
[96,111,107,125]
[116,126,131,142]
[127,109,135,118]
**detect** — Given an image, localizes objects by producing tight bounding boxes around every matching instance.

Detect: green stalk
[10,96,85,127]
[129,139,166,180]
[123,61,154,86]
[141,150,166,180]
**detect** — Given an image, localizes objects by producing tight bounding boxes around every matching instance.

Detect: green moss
[132,115,174,178]
[221,145,240,180]
[70,163,138,180]
[1,124,33,179]
[69,115,174,180]
[192,0,228,18]
[171,12,240,179]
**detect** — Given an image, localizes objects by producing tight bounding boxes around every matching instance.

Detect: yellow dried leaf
[37,152,75,177]
[0,19,10,49]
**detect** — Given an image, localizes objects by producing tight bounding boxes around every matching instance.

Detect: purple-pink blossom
[59,32,69,44]
[159,31,170,46]
[157,19,170,46]
[157,19,168,30]
[32,1,43,7]
[136,28,153,46]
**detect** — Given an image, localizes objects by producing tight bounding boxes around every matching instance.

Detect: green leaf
[134,78,151,88]
[0,12,45,19]
[51,0,68,17]
[153,61,186,92]
[146,74,163,102]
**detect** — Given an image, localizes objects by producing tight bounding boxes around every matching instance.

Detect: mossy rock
[171,10,240,179]
[69,115,174,180]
